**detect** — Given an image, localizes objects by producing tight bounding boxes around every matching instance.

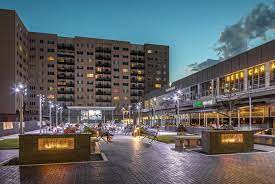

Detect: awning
[67,106,116,111]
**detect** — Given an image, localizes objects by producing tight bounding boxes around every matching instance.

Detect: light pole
[49,101,54,131]
[55,104,59,127]
[173,90,182,128]
[14,83,27,135]
[136,102,142,125]
[38,94,45,134]
[152,97,157,127]
[121,107,125,123]
[128,105,131,124]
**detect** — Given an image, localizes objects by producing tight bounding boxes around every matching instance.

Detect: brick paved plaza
[1,136,275,184]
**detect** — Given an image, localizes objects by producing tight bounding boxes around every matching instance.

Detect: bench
[142,129,159,143]
[175,135,201,149]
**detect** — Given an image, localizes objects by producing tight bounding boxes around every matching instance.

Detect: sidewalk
[0,130,40,140]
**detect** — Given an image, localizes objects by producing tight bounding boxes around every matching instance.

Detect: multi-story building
[143,40,275,129]
[0,9,169,122]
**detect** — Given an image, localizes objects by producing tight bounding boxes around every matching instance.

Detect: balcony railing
[96,77,111,81]
[96,70,111,75]
[57,74,74,79]
[95,62,111,67]
[57,90,74,94]
[130,51,145,56]
[96,84,111,88]
[96,91,112,95]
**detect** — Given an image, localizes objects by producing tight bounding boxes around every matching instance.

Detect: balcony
[57,44,75,51]
[130,51,145,56]
[96,98,111,103]
[95,54,111,60]
[131,78,144,83]
[57,74,74,80]
[96,70,111,75]
[95,61,111,67]
[96,90,112,95]
[57,90,74,94]
[57,97,74,102]
[131,71,144,76]
[130,64,145,70]
[131,58,145,63]
[131,85,144,90]
[57,67,74,72]
[96,83,111,88]
[57,82,74,87]
[95,47,111,53]
[131,92,143,96]
[96,77,111,81]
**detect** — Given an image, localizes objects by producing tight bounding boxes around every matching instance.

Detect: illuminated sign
[221,134,243,144]
[38,138,74,150]
[202,99,215,106]
[165,86,175,92]
[193,101,203,107]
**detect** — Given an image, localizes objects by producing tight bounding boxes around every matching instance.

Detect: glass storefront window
[270,62,275,86]
[219,71,244,95]
[247,65,265,89]
[200,81,212,97]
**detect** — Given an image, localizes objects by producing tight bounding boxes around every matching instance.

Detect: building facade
[143,40,275,129]
[0,9,169,122]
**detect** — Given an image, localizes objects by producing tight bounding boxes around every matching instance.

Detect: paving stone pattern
[1,136,275,184]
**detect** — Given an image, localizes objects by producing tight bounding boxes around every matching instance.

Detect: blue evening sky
[0,0,272,82]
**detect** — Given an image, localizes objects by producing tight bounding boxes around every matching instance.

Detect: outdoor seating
[142,129,159,143]
[175,135,201,149]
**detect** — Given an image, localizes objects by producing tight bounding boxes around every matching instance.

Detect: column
[238,108,240,130]
[211,79,214,97]
[244,69,248,91]
[216,77,220,96]
[266,62,270,88]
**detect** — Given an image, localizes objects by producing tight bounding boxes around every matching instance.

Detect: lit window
[48,87,54,91]
[226,76,230,82]
[137,76,143,81]
[123,69,128,73]
[87,73,94,78]
[272,63,275,69]
[137,70,143,74]
[3,122,13,130]
[113,96,119,100]
[248,69,253,76]
[124,97,128,100]
[155,84,161,88]
[260,65,265,72]
[47,95,54,99]
[47,56,55,61]
[148,50,152,54]
[240,72,244,78]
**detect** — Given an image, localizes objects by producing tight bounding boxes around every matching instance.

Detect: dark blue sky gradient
[0,0,272,81]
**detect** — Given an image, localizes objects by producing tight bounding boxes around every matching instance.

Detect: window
[3,122,13,130]
[148,50,152,54]
[270,62,275,86]
[40,56,44,60]
[77,51,83,55]
[113,96,119,100]
[48,64,54,68]
[114,75,119,79]
[123,76,129,79]
[123,48,129,51]
[113,47,119,50]
[48,49,54,52]
[155,84,161,88]
[114,83,119,86]
[87,51,93,55]
[48,72,54,75]
[123,83,128,86]
[40,40,44,44]
[123,62,128,65]
[247,65,265,90]
[114,54,119,58]
[40,48,44,52]
[48,79,54,83]
[220,71,244,95]
[114,68,119,72]
[123,69,128,73]
[48,40,55,44]
[48,87,55,91]
[47,95,54,99]
[87,73,94,78]
[123,55,128,58]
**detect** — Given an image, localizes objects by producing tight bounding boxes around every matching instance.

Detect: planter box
[202,130,254,154]
[19,134,93,164]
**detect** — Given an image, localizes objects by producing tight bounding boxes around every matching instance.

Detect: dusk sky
[0,0,274,82]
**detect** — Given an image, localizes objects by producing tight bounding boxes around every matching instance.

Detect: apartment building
[0,9,169,121]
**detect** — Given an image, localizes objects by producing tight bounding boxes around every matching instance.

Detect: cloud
[187,59,219,72]
[215,2,275,59]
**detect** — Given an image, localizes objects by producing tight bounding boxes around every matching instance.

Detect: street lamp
[173,92,181,128]
[49,101,54,131]
[152,97,157,127]
[38,94,45,134]
[128,105,132,124]
[14,83,27,135]
[121,107,125,123]
[136,102,142,125]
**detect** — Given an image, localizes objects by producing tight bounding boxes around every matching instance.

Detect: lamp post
[55,104,59,127]
[136,102,142,125]
[121,107,125,123]
[38,94,45,134]
[128,105,132,124]
[173,90,182,128]
[14,83,27,135]
[49,101,54,131]
[152,97,157,127]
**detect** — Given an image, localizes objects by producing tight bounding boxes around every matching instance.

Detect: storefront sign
[165,86,175,92]
[38,138,74,150]
[193,101,203,107]
[202,99,215,106]
[221,134,243,144]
